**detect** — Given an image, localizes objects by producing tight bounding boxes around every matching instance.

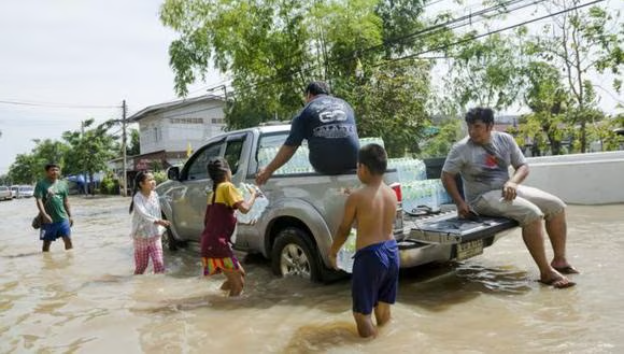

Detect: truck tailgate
[405,211,519,244]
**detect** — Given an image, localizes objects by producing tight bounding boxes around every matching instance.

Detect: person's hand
[328,252,339,270]
[456,201,471,219]
[255,167,272,186]
[42,214,53,224]
[247,185,258,198]
[69,217,74,227]
[502,181,518,201]
[156,219,171,227]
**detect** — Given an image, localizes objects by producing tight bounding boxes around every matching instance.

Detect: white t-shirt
[130,191,165,239]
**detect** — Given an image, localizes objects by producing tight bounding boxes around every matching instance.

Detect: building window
[211,118,225,125]
[170,118,204,124]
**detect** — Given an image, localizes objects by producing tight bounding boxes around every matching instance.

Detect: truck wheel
[271,228,320,282]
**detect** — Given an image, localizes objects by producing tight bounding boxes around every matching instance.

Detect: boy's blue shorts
[351,239,399,315]
[40,220,72,241]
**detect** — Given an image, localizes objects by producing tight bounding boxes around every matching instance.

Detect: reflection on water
[0,197,622,353]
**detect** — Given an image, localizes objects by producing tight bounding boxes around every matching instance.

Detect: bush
[100,176,119,195]
[153,171,167,186]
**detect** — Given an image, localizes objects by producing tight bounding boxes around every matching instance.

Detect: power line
[392,0,607,62]
[0,99,121,109]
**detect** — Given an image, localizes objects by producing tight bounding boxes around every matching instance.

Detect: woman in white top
[129,171,170,274]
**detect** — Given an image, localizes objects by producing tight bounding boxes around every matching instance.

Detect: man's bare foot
[538,270,576,289]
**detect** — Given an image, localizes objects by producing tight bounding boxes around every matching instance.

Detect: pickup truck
[157,124,518,282]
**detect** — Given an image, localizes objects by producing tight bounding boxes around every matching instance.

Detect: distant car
[0,185,12,201]
[10,185,19,199]
[18,185,34,198]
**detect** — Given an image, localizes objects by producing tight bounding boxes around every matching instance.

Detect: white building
[127,94,227,170]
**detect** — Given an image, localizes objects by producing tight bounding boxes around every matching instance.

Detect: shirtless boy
[329,143,400,338]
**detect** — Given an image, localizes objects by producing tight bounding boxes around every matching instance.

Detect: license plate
[394,210,403,230]
[455,239,484,260]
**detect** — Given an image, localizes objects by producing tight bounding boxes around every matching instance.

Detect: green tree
[527,0,623,152]
[445,30,528,113]
[8,152,40,184]
[62,119,118,185]
[516,61,572,155]
[419,119,463,158]
[7,139,71,184]
[160,0,436,137]
[127,128,141,156]
[345,59,432,157]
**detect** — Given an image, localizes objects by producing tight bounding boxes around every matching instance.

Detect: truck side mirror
[167,166,180,181]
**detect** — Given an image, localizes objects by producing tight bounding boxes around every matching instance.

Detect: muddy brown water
[0,196,622,353]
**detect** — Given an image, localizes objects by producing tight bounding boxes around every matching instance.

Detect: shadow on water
[397,261,533,311]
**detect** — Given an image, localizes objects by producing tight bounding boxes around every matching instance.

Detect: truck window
[257,133,288,168]
[224,139,245,175]
[185,143,223,181]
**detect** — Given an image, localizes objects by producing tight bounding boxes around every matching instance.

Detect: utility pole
[121,100,128,197]
[81,120,88,196]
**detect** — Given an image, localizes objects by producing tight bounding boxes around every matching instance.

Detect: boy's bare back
[351,182,398,251]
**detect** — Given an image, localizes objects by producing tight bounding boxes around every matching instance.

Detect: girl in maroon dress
[201,158,257,297]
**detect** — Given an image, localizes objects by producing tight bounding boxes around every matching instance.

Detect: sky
[0,0,224,175]
[0,0,622,176]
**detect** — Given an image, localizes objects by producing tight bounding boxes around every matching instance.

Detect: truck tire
[271,228,321,282]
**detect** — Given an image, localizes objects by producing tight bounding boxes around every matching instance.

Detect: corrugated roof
[127,94,224,122]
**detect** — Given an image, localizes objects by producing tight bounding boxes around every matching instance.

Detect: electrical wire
[0,99,121,109]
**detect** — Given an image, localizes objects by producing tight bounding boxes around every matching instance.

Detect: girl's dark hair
[358,143,387,176]
[207,157,230,193]
[129,171,149,214]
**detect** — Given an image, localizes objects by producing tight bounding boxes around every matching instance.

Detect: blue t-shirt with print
[284,95,359,174]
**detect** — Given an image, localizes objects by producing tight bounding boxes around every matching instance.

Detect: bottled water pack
[336,229,357,273]
[236,183,269,224]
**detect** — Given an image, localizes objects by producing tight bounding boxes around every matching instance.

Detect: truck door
[174,140,225,240]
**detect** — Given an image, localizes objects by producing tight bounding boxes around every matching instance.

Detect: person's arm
[255,145,298,185]
[441,171,470,218]
[132,195,168,226]
[63,195,73,226]
[34,184,52,223]
[35,198,53,223]
[235,186,258,214]
[328,193,358,270]
[502,135,530,201]
[502,164,529,201]
[441,144,470,217]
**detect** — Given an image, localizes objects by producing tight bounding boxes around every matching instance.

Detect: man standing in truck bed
[255,81,360,185]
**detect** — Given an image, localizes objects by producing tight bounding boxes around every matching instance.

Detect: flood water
[0,196,622,353]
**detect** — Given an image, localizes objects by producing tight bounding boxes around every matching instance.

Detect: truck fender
[259,198,333,266]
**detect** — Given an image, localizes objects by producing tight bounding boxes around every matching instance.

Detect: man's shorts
[351,239,399,315]
[473,185,566,226]
[39,220,72,241]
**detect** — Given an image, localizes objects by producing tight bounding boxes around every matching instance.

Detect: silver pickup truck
[158,125,518,282]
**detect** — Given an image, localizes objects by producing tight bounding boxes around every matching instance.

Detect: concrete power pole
[121,100,128,197]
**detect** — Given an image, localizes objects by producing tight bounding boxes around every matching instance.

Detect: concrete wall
[522,151,624,205]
